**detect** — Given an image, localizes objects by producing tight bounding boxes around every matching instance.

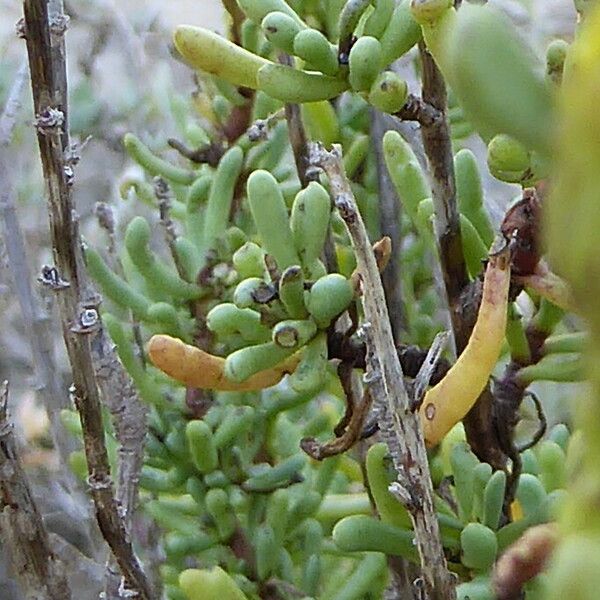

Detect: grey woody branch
[0,381,72,599]
[309,143,456,600]
[0,60,76,473]
[371,110,405,342]
[21,1,152,597]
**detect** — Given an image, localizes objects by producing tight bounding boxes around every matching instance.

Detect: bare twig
[277,53,338,273]
[94,201,116,248]
[0,381,72,599]
[21,2,152,597]
[301,374,373,460]
[0,60,75,471]
[394,94,442,128]
[65,0,146,78]
[418,44,467,329]
[309,143,455,599]
[371,110,405,342]
[167,138,225,166]
[285,100,310,186]
[417,43,503,467]
[279,54,311,187]
[92,333,148,598]
[47,0,70,149]
[334,361,360,435]
[155,177,190,282]
[0,173,75,468]
[327,332,451,384]
[0,60,28,143]
[93,199,151,588]
[411,331,450,411]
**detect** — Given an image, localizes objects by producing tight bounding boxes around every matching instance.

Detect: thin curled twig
[301,371,374,460]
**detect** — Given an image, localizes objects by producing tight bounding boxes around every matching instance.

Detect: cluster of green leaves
[64,0,592,598]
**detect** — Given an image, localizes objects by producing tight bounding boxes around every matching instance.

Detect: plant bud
[487,134,530,183]
[368,71,408,113]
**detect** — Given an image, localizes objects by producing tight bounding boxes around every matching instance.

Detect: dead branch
[309,143,455,599]
[418,44,468,342]
[91,331,149,598]
[0,60,28,143]
[21,1,152,597]
[0,60,75,472]
[371,110,405,342]
[0,381,72,599]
